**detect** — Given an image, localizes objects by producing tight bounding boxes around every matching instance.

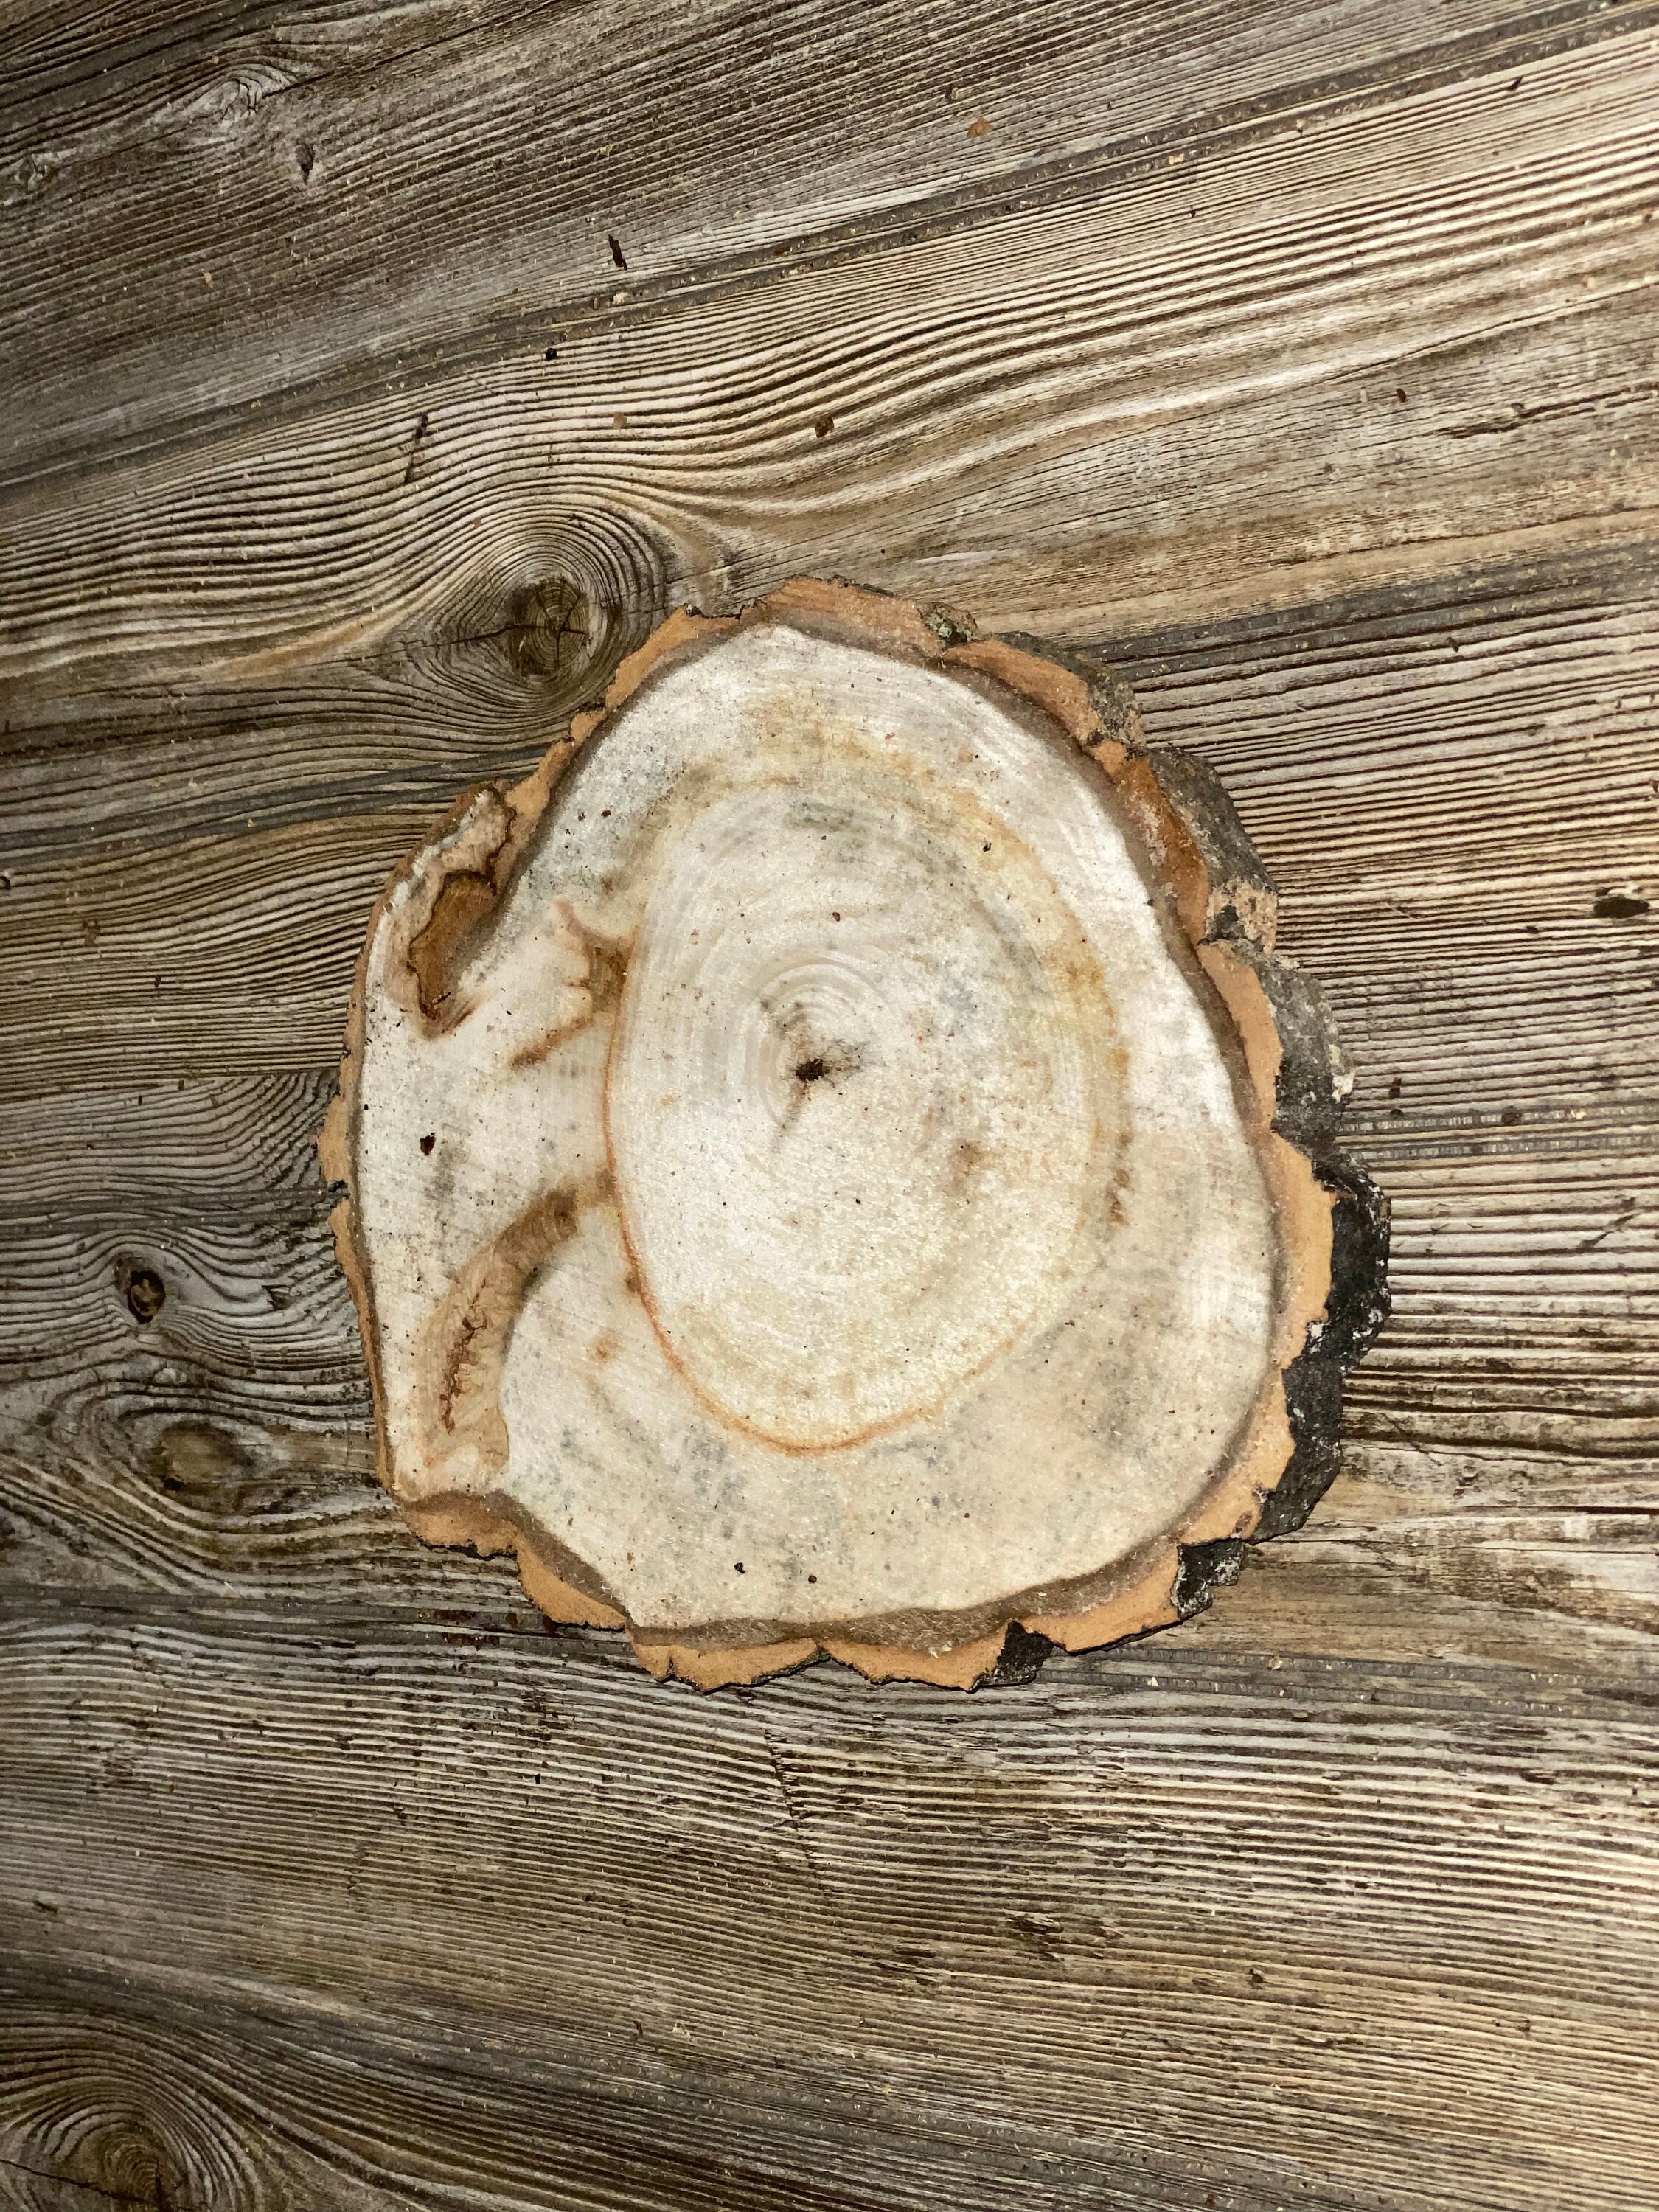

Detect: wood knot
[116,1259,167,1324]
[11,2025,264,2212]
[506,575,593,682]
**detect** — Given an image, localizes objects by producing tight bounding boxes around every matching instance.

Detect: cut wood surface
[327,585,1377,1683]
[2,0,1658,2203]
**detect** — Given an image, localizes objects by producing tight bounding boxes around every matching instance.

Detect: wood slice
[321,582,1385,1688]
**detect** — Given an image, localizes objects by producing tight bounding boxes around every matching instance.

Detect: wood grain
[5,24,1658,695]
[2,1610,1657,2211]
[5,0,1645,472]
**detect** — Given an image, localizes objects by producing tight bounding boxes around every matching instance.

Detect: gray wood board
[7,0,1650,472]
[2,1610,1658,2212]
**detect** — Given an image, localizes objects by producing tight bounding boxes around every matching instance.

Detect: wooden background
[3,1,1658,2205]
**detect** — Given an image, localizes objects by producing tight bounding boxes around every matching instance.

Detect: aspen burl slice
[322,582,1386,1688]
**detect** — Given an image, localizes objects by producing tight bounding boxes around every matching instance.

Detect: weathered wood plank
[1,1610,1655,2210]
[0,647,578,861]
[0,1961,1373,2212]
[1,553,1653,1668]
[3,1100,1653,1666]
[4,1418,1653,1682]
[5,0,1646,473]
[20,795,1650,1106]
[7,545,1656,1105]
[4,29,1656,691]
[0,0,541,159]
[3,1071,1652,1637]
[4,1104,1653,1455]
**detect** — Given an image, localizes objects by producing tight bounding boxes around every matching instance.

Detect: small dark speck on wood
[296,141,315,183]
[1594,891,1650,919]
[608,234,628,270]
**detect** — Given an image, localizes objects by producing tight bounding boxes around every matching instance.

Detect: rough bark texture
[324,584,1385,1686]
[3,1,1658,2205]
